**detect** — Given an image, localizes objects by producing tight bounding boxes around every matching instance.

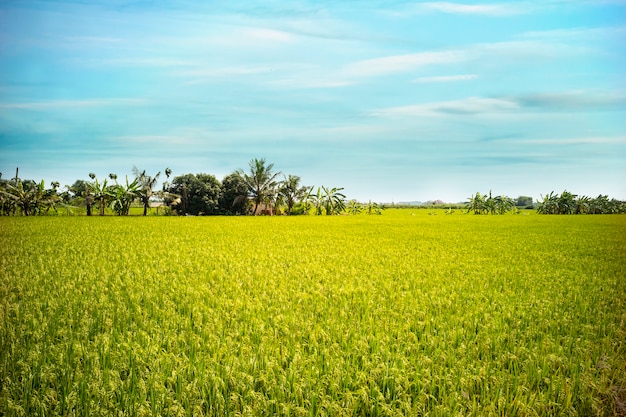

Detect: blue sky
[1,0,625,203]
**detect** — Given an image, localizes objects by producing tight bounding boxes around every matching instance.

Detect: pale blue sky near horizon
[1,0,625,203]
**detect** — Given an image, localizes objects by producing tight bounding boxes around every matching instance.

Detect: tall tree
[91,176,112,216]
[278,175,310,215]
[220,172,249,215]
[236,158,281,215]
[133,167,165,216]
[168,173,221,215]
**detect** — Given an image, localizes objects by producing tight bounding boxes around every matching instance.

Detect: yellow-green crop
[1,210,625,416]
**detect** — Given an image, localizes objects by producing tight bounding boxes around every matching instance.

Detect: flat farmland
[1,210,625,416]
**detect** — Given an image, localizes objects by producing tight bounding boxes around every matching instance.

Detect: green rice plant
[0,211,624,416]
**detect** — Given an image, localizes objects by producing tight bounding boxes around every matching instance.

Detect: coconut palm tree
[90,176,112,216]
[236,158,281,215]
[133,167,162,216]
[278,175,310,215]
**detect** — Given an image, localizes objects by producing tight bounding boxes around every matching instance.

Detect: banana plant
[110,176,140,215]
[465,192,486,214]
[91,177,113,216]
[347,199,363,215]
[322,186,346,215]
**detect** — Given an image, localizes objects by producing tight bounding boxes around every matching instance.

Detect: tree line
[536,191,625,214]
[465,191,625,214]
[0,159,382,217]
[2,164,624,216]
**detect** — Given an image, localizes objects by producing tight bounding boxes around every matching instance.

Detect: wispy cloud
[371,97,520,117]
[70,57,192,68]
[413,74,477,83]
[342,50,467,78]
[371,90,626,118]
[0,98,147,110]
[419,2,529,16]
[513,136,626,145]
[177,66,277,84]
[209,27,297,48]
[511,91,626,110]
[520,25,626,40]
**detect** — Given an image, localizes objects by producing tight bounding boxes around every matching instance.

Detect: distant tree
[0,179,60,216]
[220,172,249,215]
[515,196,533,208]
[69,179,89,198]
[365,200,384,215]
[109,176,140,215]
[347,199,363,215]
[278,175,310,215]
[236,158,281,215]
[309,187,324,215]
[168,173,221,215]
[465,192,487,214]
[321,186,346,215]
[493,194,514,215]
[466,191,513,215]
[133,167,163,216]
[91,176,112,216]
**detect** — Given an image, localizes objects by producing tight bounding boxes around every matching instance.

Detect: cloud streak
[421,2,529,16]
[0,98,147,110]
[341,50,467,78]
[371,90,626,117]
[413,74,477,83]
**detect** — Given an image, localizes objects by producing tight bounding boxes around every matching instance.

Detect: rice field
[1,210,625,416]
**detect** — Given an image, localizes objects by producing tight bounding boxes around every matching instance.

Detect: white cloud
[342,50,467,78]
[413,74,477,83]
[420,2,528,16]
[177,66,276,84]
[519,25,626,40]
[513,136,626,145]
[0,98,147,110]
[210,27,297,48]
[371,97,520,117]
[268,77,356,89]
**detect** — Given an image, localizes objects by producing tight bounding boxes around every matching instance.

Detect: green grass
[1,210,625,416]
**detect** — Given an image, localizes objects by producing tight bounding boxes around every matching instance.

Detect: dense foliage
[1,211,625,416]
[2,166,625,216]
[537,191,626,214]
[168,173,222,216]
[465,191,515,215]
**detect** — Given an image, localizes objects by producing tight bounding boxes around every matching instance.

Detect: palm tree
[236,158,281,215]
[91,177,112,216]
[278,175,310,215]
[133,167,162,216]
